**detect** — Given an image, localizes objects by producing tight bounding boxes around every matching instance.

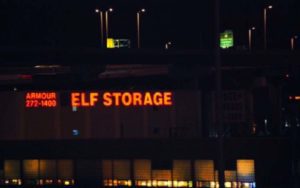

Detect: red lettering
[164,92,172,106]
[143,92,153,106]
[112,92,122,106]
[71,93,80,107]
[132,92,142,106]
[90,92,99,106]
[122,92,132,106]
[153,92,163,106]
[103,92,113,106]
[81,93,90,106]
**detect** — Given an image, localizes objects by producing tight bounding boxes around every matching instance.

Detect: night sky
[0,0,299,49]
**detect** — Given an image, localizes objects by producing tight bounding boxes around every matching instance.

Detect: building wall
[0,91,203,140]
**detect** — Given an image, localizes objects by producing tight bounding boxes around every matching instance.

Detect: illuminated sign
[289,96,300,100]
[71,92,173,107]
[107,38,131,48]
[220,30,234,49]
[24,91,173,108]
[107,38,115,48]
[25,92,57,108]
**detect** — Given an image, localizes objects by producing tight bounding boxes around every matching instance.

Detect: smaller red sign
[25,92,57,108]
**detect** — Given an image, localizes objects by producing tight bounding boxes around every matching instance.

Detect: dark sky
[0,0,299,49]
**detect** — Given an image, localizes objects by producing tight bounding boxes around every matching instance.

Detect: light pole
[263,5,273,49]
[95,8,113,48]
[105,8,113,39]
[248,27,255,50]
[290,35,298,50]
[137,8,146,48]
[95,9,104,47]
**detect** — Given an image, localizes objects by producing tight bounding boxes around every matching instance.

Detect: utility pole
[215,0,225,187]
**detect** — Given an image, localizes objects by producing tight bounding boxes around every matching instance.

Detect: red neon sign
[289,96,300,100]
[70,92,173,107]
[25,92,57,108]
[24,91,173,108]
[71,92,99,107]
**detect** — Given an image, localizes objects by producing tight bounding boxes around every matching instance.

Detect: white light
[72,129,80,136]
[95,9,99,13]
[141,8,146,12]
[108,8,113,12]
[268,5,273,9]
[34,64,60,69]
[244,182,250,187]
[284,121,289,127]
[72,106,77,112]
[264,119,268,124]
[225,182,231,188]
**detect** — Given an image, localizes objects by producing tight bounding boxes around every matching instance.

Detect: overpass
[0,48,300,90]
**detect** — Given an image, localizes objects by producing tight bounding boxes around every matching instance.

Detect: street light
[263,5,273,49]
[290,35,298,50]
[105,8,113,39]
[95,8,113,48]
[248,27,255,50]
[95,9,104,47]
[137,8,146,48]
[165,41,172,49]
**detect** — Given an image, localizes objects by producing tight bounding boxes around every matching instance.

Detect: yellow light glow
[225,182,232,187]
[12,179,18,183]
[152,180,157,186]
[64,180,70,186]
[113,180,117,186]
[210,181,216,187]
[173,180,178,186]
[155,180,172,187]
[103,179,114,186]
[107,38,115,48]
[233,182,238,187]
[136,180,192,188]
[175,181,189,187]
[147,180,152,187]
